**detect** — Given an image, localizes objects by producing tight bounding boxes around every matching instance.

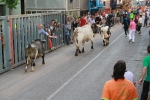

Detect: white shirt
[90,18,95,25]
[105,14,108,18]
[139,9,142,15]
[124,71,136,86]
[138,17,142,23]
[146,11,150,17]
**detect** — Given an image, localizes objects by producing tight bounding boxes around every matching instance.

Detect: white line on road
[47,32,124,100]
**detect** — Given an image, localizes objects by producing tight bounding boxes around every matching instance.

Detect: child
[65,21,71,45]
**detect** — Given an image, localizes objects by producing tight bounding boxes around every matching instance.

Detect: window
[0,5,5,16]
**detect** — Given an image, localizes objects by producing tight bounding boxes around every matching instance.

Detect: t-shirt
[65,24,71,35]
[124,71,136,85]
[139,9,142,15]
[80,18,86,26]
[101,79,138,100]
[130,21,136,30]
[130,13,134,19]
[138,17,142,23]
[134,15,139,23]
[90,18,95,25]
[143,54,150,82]
[123,17,129,26]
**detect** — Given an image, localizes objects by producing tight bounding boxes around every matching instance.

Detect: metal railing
[0,12,68,73]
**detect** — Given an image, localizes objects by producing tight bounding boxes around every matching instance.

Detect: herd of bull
[25,24,111,72]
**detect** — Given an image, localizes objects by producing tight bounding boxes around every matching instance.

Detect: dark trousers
[144,19,148,27]
[137,24,142,32]
[124,26,128,35]
[65,35,70,45]
[140,80,150,100]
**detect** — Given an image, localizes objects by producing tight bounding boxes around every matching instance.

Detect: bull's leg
[31,63,35,72]
[25,66,28,72]
[103,40,105,46]
[33,62,35,66]
[75,48,78,56]
[32,51,38,66]
[78,41,81,53]
[82,48,84,53]
[42,55,45,64]
[25,58,28,72]
[78,48,81,53]
[90,39,94,49]
[108,38,110,45]
[82,41,85,53]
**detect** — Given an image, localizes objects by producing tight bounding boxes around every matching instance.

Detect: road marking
[47,32,124,100]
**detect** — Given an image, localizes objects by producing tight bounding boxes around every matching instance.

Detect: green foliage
[0,0,19,9]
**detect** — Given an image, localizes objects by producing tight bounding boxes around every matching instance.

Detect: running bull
[25,39,45,72]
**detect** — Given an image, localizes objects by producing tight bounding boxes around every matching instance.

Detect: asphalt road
[0,24,149,100]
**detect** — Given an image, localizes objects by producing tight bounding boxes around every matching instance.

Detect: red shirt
[80,18,86,26]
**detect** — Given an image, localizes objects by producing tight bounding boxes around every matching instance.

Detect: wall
[25,0,66,10]
[105,0,110,8]
[80,0,88,10]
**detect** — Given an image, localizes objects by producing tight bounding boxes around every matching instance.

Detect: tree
[0,0,19,15]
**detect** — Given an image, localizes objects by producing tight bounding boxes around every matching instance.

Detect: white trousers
[129,29,135,42]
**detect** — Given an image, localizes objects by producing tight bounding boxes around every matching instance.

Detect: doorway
[21,0,25,14]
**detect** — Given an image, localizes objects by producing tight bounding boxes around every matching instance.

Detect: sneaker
[129,39,132,42]
[50,47,53,50]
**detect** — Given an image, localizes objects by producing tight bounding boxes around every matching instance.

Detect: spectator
[123,14,130,37]
[138,8,143,16]
[101,60,138,100]
[137,15,143,34]
[129,18,136,43]
[95,12,101,25]
[38,24,57,42]
[64,21,71,45]
[143,10,149,27]
[134,13,139,24]
[67,16,74,44]
[107,12,113,28]
[46,27,53,49]
[118,60,136,86]
[54,22,60,31]
[138,45,150,100]
[49,20,55,36]
[90,15,97,34]
[130,11,134,19]
[72,19,78,31]
[80,14,86,27]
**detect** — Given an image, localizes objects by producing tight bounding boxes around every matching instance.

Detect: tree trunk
[9,8,13,15]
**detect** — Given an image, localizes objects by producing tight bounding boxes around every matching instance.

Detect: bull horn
[96,25,102,28]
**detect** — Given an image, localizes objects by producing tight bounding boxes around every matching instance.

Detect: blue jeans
[65,35,70,45]
[144,18,148,27]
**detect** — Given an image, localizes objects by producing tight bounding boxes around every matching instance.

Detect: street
[0,24,149,100]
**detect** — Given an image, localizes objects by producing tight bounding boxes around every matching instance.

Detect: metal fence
[0,16,12,73]
[0,12,67,74]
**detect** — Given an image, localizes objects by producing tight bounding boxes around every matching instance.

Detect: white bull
[97,25,111,46]
[74,24,94,56]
